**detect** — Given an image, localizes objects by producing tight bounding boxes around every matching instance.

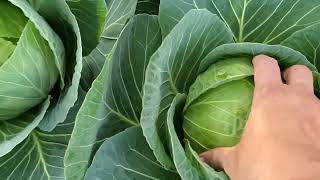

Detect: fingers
[199,147,234,171]
[252,55,282,88]
[252,55,313,94]
[283,65,313,93]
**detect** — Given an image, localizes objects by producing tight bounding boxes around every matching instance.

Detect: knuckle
[288,65,311,75]
[253,55,278,65]
[267,57,278,64]
[300,104,319,128]
[293,85,313,94]
[253,55,267,61]
[256,84,282,97]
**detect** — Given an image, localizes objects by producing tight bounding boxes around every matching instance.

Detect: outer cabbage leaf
[281,23,320,70]
[0,99,49,157]
[67,0,107,56]
[30,0,83,131]
[80,0,138,91]
[85,126,180,180]
[199,43,318,73]
[199,43,320,95]
[165,94,228,180]
[184,140,228,180]
[65,14,162,180]
[0,87,85,180]
[9,0,65,87]
[159,0,320,43]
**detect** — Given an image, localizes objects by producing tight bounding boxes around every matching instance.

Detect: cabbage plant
[140,1,320,179]
[68,0,320,180]
[0,0,162,179]
[0,0,120,178]
[0,0,86,178]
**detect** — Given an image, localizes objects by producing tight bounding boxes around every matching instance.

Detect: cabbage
[184,58,254,152]
[0,1,62,120]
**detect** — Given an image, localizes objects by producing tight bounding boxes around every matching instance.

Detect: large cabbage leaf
[66,0,107,56]
[0,88,85,179]
[31,0,83,131]
[80,0,138,91]
[85,126,180,180]
[64,14,163,180]
[160,0,320,44]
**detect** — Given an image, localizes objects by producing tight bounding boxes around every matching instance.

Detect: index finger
[252,55,282,88]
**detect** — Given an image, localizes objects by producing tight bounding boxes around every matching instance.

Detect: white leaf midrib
[31,132,51,180]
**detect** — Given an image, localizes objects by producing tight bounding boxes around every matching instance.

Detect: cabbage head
[0,0,85,178]
[0,0,64,120]
[184,58,254,152]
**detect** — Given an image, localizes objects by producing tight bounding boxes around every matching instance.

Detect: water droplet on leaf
[217,70,228,79]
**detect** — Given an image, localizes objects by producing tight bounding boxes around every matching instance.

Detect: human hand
[200,55,320,180]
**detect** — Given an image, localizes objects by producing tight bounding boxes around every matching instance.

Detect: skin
[200,55,320,180]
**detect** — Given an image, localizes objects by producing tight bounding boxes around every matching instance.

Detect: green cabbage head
[0,0,83,160]
[183,58,254,152]
[0,0,64,120]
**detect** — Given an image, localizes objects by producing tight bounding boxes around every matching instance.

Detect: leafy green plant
[1,0,320,180]
[0,0,85,178]
[0,0,161,179]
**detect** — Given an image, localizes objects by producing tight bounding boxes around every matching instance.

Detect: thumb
[199,147,235,171]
